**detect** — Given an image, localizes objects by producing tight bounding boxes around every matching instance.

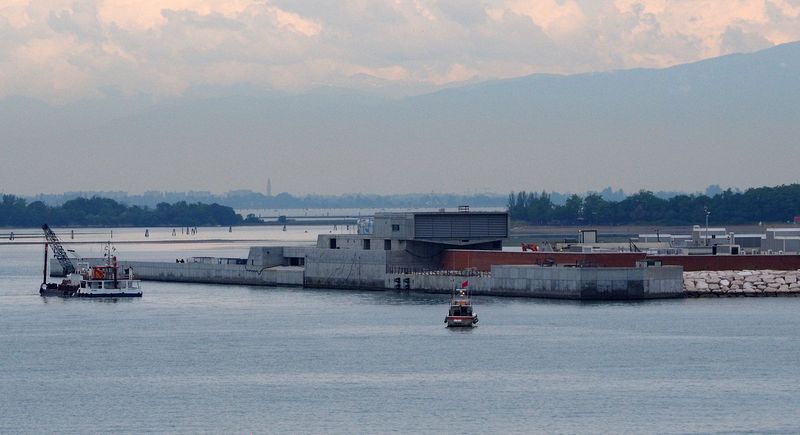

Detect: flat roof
[375,210,507,217]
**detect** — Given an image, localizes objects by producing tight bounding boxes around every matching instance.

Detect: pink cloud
[1,0,800,101]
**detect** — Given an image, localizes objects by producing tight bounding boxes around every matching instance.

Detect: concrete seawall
[50,260,304,287]
[51,258,684,300]
[388,265,684,300]
[123,261,305,286]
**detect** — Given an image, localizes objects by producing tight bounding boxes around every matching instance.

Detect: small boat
[40,261,142,298]
[76,256,142,298]
[39,229,142,298]
[444,282,478,327]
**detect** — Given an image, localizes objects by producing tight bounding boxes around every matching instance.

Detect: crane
[42,224,75,275]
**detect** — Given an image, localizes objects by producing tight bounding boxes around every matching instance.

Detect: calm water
[2,228,800,433]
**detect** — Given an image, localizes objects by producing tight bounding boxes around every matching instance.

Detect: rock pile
[684,270,800,297]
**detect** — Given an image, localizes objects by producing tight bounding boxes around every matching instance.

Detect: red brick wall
[441,250,646,271]
[441,250,800,272]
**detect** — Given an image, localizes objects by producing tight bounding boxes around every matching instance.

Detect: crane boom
[42,224,75,275]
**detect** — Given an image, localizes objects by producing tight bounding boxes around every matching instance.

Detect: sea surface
[2,226,800,434]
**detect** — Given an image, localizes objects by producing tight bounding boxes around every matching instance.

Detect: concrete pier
[387,265,684,300]
[46,210,685,300]
[51,257,684,300]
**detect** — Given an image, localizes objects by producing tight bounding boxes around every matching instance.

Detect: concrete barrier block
[596,280,612,291]
[601,269,629,281]
[580,269,598,281]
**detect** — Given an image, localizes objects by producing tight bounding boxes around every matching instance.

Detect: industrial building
[763,228,800,253]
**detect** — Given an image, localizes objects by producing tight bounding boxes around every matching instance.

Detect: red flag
[461,280,469,288]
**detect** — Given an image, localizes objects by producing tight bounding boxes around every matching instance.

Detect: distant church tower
[266,178,272,197]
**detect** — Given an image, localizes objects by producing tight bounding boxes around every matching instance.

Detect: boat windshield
[449,306,472,316]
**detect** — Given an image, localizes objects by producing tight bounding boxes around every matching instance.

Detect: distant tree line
[0,195,242,227]
[28,191,510,209]
[25,185,730,209]
[508,184,800,225]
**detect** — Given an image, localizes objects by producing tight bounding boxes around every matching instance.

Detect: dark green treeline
[0,196,242,227]
[508,184,800,225]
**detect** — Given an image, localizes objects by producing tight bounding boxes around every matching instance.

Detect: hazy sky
[2,0,799,102]
[2,1,800,196]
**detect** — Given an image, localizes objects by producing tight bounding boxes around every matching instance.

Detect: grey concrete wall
[387,266,682,299]
[124,261,271,285]
[491,265,683,299]
[317,234,366,250]
[126,261,305,286]
[268,266,305,286]
[247,247,285,268]
[642,265,686,297]
[50,259,303,287]
[385,274,492,293]
[50,257,682,299]
[315,234,410,252]
[373,214,414,239]
[303,248,387,290]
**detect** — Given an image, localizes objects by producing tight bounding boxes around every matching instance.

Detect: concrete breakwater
[49,258,684,300]
[390,265,684,300]
[43,211,684,300]
[684,270,800,297]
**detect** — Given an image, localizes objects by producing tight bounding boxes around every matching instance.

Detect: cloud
[503,0,588,40]
[1,0,800,101]
[720,26,774,54]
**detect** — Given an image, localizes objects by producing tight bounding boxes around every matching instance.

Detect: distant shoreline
[0,238,320,246]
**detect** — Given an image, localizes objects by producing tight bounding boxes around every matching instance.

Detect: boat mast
[112,255,118,288]
[42,242,48,285]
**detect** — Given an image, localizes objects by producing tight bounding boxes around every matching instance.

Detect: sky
[1,1,800,195]
[2,0,800,102]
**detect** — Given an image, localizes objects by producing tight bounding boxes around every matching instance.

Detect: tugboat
[445,281,479,327]
[39,224,142,298]
[75,244,142,297]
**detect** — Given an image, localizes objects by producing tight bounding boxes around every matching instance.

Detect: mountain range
[2,42,799,196]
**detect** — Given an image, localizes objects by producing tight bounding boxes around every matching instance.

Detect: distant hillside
[2,42,799,195]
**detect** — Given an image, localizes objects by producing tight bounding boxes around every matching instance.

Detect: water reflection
[39,295,140,304]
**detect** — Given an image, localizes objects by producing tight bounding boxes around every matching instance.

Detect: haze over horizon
[2,1,799,196]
